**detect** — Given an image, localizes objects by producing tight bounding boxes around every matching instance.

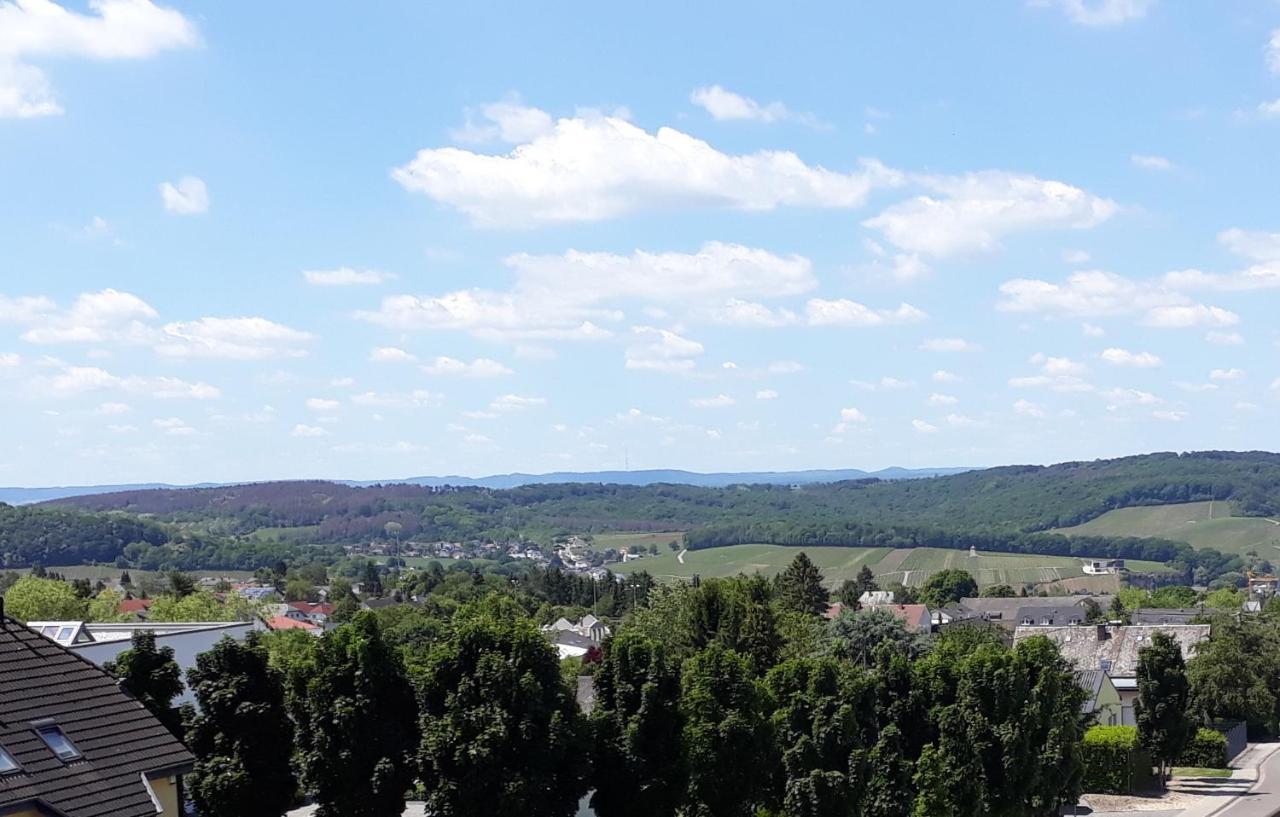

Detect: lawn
[591,531,685,553]
[1171,767,1231,778]
[1054,501,1280,556]
[607,543,1168,590]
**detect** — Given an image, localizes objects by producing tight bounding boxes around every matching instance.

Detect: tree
[362,561,384,597]
[1188,619,1279,737]
[1,576,87,621]
[979,584,1016,598]
[167,570,197,598]
[590,632,684,817]
[285,576,318,602]
[1202,587,1244,610]
[827,608,924,667]
[418,598,588,817]
[681,644,775,817]
[1149,585,1198,608]
[1136,631,1193,786]
[186,634,297,817]
[103,631,184,737]
[777,552,829,616]
[290,613,419,817]
[918,570,977,608]
[149,590,246,622]
[87,589,128,622]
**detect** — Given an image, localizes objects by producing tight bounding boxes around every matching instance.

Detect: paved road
[1211,745,1280,817]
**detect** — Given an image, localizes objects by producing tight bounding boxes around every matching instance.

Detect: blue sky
[1,0,1279,485]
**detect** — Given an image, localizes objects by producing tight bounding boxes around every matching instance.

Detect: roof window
[0,745,18,774]
[35,724,81,761]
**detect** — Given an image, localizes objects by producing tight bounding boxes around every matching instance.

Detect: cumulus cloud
[911,419,938,433]
[350,389,439,408]
[1162,228,1280,292]
[998,269,1238,328]
[12,288,155,343]
[1130,154,1172,171]
[153,416,195,436]
[690,394,735,408]
[1269,29,1280,75]
[306,397,340,412]
[832,407,868,433]
[919,337,980,352]
[863,170,1116,258]
[490,393,546,411]
[1100,348,1162,367]
[1209,367,1244,381]
[291,424,329,438]
[451,95,554,144]
[370,346,416,363]
[689,85,824,128]
[932,370,962,383]
[1033,0,1156,27]
[32,365,219,400]
[421,356,514,377]
[392,108,902,227]
[805,300,926,327]
[304,268,396,286]
[159,176,208,214]
[624,327,704,373]
[1013,398,1047,418]
[358,242,817,341]
[0,0,199,118]
[756,389,778,400]
[155,317,313,359]
[928,393,958,405]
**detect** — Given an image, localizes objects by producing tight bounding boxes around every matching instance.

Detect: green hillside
[1055,501,1280,556]
[611,544,1172,589]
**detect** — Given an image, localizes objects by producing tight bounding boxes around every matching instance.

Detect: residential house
[866,604,932,634]
[954,595,1109,630]
[858,590,896,606]
[285,601,334,625]
[1014,623,1209,725]
[1076,670,1123,726]
[260,616,322,636]
[542,615,611,659]
[1130,608,1203,625]
[1082,559,1125,576]
[26,620,254,705]
[0,609,194,816]
[117,598,153,617]
[1015,605,1088,627]
[1247,572,1278,598]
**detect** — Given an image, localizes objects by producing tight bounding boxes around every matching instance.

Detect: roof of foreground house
[0,612,194,817]
[1013,623,1210,678]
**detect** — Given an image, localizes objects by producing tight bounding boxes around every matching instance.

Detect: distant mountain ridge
[0,465,969,505]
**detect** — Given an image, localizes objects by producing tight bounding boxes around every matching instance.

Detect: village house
[1,607,194,816]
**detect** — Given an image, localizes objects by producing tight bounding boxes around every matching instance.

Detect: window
[35,725,81,761]
[0,746,18,774]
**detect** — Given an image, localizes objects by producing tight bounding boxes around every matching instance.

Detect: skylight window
[0,746,18,774]
[36,726,81,761]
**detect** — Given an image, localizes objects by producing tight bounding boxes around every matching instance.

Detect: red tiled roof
[266,616,318,631]
[118,598,153,614]
[286,601,333,616]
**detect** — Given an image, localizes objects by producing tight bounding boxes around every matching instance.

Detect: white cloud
[805,300,926,327]
[691,394,735,409]
[94,401,130,414]
[919,337,980,352]
[1034,0,1156,27]
[928,393,958,405]
[1268,29,1280,75]
[1030,352,1087,376]
[1013,398,1047,418]
[1162,229,1280,292]
[863,170,1116,258]
[998,269,1238,328]
[155,317,312,359]
[421,356,514,378]
[0,294,55,323]
[1099,347,1162,367]
[33,365,219,400]
[625,327,704,374]
[1259,99,1280,119]
[158,176,208,215]
[14,288,155,344]
[766,361,805,374]
[370,346,416,363]
[756,389,778,400]
[689,85,823,128]
[350,389,439,408]
[1152,409,1187,422]
[153,416,195,436]
[1131,154,1173,171]
[945,413,975,428]
[1082,323,1105,337]
[0,0,198,118]
[292,423,329,438]
[304,268,396,287]
[490,393,546,411]
[392,108,903,227]
[1209,367,1244,381]
[451,95,554,144]
[932,369,962,383]
[851,377,914,391]
[911,419,938,433]
[306,397,340,412]
[1205,331,1244,346]
[832,407,868,433]
[1101,387,1160,408]
[704,298,799,328]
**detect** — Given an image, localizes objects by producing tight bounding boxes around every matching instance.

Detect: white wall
[73,623,254,705]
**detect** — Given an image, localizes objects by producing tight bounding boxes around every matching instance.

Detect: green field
[1054,501,1280,556]
[591,531,685,552]
[13,566,256,583]
[609,544,1169,589]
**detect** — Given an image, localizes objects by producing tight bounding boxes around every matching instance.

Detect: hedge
[1081,726,1154,794]
[1176,728,1228,769]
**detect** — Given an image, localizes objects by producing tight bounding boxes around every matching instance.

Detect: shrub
[1081,726,1154,794]
[1176,728,1228,769]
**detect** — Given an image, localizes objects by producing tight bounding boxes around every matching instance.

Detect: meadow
[1053,501,1280,557]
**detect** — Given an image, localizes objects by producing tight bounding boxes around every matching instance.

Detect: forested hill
[41,450,1280,541]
